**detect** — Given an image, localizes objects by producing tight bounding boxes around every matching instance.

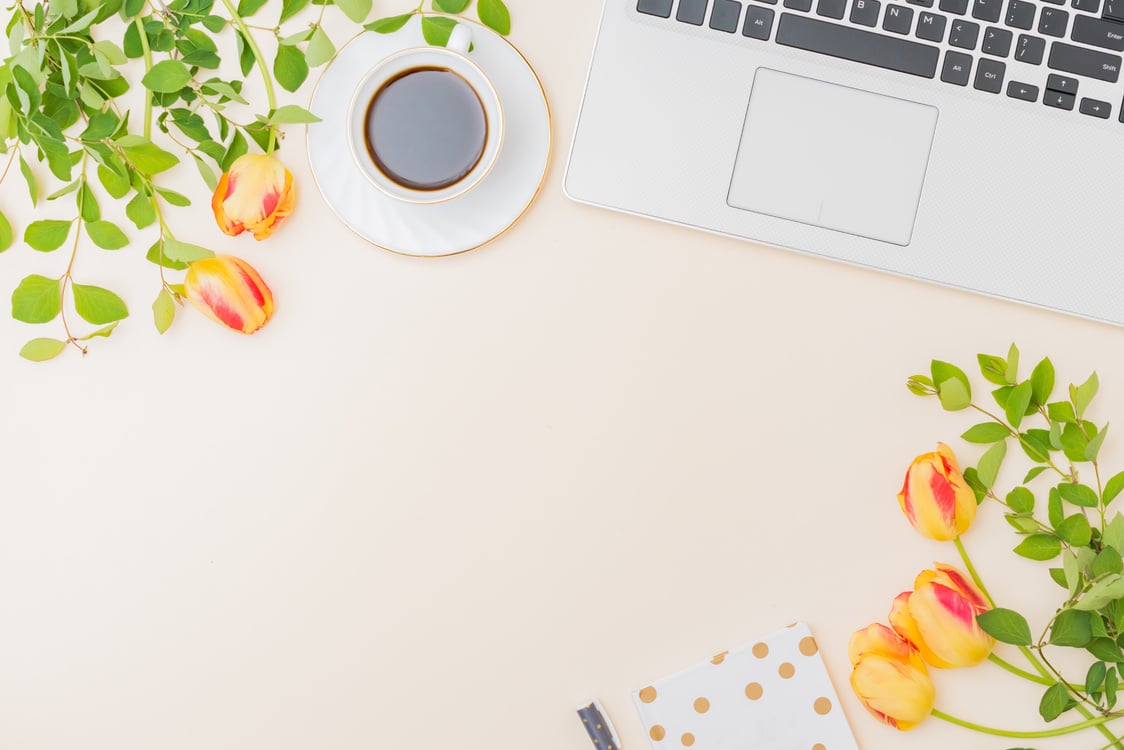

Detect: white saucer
[306,16,551,257]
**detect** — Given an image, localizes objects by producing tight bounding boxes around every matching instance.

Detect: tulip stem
[218,0,278,153]
[931,708,1119,738]
[988,653,1052,685]
[954,536,995,607]
[134,16,153,140]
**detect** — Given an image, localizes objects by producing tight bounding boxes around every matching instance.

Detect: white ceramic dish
[307,16,551,257]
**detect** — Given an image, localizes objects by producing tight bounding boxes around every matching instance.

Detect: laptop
[564,0,1124,325]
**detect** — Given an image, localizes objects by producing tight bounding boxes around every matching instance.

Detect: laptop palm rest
[726,69,939,246]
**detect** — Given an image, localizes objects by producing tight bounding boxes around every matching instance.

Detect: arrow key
[1080,97,1112,118]
[1006,80,1039,100]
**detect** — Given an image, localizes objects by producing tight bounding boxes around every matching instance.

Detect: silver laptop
[565,0,1124,325]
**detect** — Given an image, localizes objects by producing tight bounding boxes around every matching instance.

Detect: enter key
[1071,15,1124,51]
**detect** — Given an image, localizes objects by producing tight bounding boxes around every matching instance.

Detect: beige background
[2,1,1123,747]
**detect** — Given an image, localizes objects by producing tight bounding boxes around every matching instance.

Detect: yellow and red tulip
[184,254,274,335]
[897,443,978,541]
[212,153,294,240]
[848,623,935,731]
[891,564,994,668]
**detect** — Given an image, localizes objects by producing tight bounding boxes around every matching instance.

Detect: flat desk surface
[2,2,1121,748]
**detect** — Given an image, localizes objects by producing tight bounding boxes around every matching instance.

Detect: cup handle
[447,22,473,55]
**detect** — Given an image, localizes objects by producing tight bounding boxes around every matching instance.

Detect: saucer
[306,16,551,257]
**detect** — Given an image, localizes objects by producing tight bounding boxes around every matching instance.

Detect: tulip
[849,623,935,731]
[897,443,977,541]
[212,154,294,240]
[184,255,274,334]
[891,564,994,668]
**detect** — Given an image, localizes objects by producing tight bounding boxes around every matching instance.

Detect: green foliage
[977,608,1032,645]
[422,15,458,46]
[478,0,511,34]
[152,288,175,334]
[11,275,61,324]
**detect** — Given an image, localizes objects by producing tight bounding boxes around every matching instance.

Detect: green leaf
[1105,472,1124,506]
[906,374,935,396]
[162,238,215,263]
[1049,567,1068,588]
[19,155,37,205]
[962,422,1010,443]
[281,0,312,22]
[155,188,191,207]
[1006,513,1039,534]
[1075,575,1124,612]
[24,220,72,252]
[1105,514,1124,553]
[434,0,469,10]
[11,275,62,324]
[238,0,269,16]
[978,353,1009,385]
[305,26,335,67]
[1038,682,1072,722]
[79,183,100,222]
[1006,343,1021,383]
[1024,466,1049,483]
[120,138,179,175]
[1060,422,1090,463]
[1058,483,1099,508]
[1050,609,1092,647]
[1093,547,1124,578]
[1049,420,1063,450]
[478,0,510,34]
[97,164,130,199]
[977,440,1007,489]
[422,15,458,46]
[1031,357,1055,405]
[1049,487,1064,527]
[18,337,67,362]
[1006,381,1034,429]
[78,322,118,341]
[221,130,248,172]
[85,220,128,250]
[963,467,986,503]
[146,241,187,271]
[1087,423,1109,461]
[126,193,156,230]
[1064,550,1082,597]
[1074,373,1099,419]
[274,44,309,92]
[365,12,414,33]
[1089,637,1124,663]
[1048,401,1077,423]
[1007,487,1035,513]
[977,608,1032,645]
[932,360,972,411]
[0,210,11,253]
[153,288,175,335]
[1108,667,1120,708]
[1014,534,1062,561]
[266,104,323,124]
[142,59,193,93]
[1056,514,1092,547]
[334,0,372,22]
[72,283,128,325]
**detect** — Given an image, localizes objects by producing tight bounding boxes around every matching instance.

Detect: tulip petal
[184,255,274,335]
[850,653,935,731]
[211,154,295,240]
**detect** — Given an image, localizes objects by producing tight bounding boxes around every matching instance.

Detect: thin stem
[134,16,154,140]
[970,402,1070,478]
[931,708,1118,738]
[988,653,1054,686]
[0,148,18,187]
[955,536,996,606]
[217,0,278,152]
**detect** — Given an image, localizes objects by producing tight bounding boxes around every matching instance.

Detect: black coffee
[364,67,488,192]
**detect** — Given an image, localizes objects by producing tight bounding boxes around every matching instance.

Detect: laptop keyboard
[636,0,1124,119]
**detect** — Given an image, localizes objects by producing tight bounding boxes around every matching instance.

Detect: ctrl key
[1006,80,1038,101]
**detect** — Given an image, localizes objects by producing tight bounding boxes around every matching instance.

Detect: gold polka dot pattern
[639,686,657,703]
[650,725,666,741]
[752,642,769,658]
[814,697,833,715]
[800,637,819,656]
[681,733,695,747]
[778,662,795,679]
[745,682,764,700]
[693,697,710,714]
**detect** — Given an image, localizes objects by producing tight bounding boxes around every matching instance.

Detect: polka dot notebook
[632,623,858,750]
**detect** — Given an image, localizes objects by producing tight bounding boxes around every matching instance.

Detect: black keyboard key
[1041,0,1064,4]
[1044,89,1076,108]
[1046,72,1079,91]
[982,25,1014,53]
[754,0,778,5]
[950,18,981,45]
[1005,0,1035,26]
[973,57,1006,89]
[1039,7,1069,34]
[1106,0,1124,20]
[884,4,915,30]
[1074,0,1101,11]
[973,0,1003,20]
[775,13,941,75]
[1080,96,1112,116]
[1049,40,1122,80]
[1016,32,1046,61]
[638,0,674,15]
[908,0,934,6]
[942,50,974,82]
[678,0,710,22]
[743,4,776,34]
[1007,80,1039,98]
[918,10,948,37]
[940,0,969,12]
[784,0,813,10]
[710,0,744,29]
[817,0,847,18]
[1071,15,1124,51]
[851,0,881,24]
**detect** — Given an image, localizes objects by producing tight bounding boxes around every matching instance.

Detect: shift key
[775,13,941,77]
[1071,15,1124,52]
[1048,41,1122,81]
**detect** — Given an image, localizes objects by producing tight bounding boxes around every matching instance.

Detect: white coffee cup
[347,24,504,204]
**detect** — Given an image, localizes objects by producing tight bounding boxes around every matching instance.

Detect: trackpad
[727,69,938,246]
